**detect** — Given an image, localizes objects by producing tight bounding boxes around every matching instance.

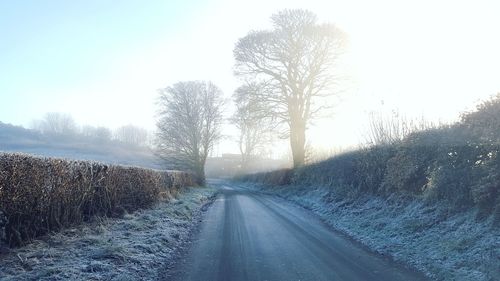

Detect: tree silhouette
[234,9,346,167]
[156,81,224,184]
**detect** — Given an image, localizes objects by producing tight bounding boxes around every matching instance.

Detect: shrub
[460,93,500,144]
[0,153,196,246]
[468,146,499,217]
[382,143,437,194]
[352,146,396,195]
[295,150,358,187]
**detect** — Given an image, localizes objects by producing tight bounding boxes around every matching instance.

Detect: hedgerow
[239,94,500,223]
[0,153,196,246]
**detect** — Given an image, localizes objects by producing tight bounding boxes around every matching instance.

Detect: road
[165,182,428,281]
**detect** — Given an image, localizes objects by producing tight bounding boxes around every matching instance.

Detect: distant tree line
[31,112,151,147]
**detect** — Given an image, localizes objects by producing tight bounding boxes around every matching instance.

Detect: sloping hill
[0,122,163,169]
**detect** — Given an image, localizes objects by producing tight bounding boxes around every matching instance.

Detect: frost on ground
[242,182,500,281]
[0,186,217,281]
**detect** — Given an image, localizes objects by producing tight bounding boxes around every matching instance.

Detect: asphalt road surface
[166,182,428,281]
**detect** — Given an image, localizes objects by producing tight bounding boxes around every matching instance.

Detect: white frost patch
[0,187,217,281]
[243,183,500,281]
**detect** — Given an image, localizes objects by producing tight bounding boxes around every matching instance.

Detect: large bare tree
[234,9,346,167]
[156,81,224,184]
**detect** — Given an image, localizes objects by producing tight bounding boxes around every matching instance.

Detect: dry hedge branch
[0,153,196,247]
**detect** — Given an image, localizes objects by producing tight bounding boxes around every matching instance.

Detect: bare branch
[233,9,347,167]
[155,81,225,183]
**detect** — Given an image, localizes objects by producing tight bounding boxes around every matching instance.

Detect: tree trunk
[240,154,248,173]
[289,119,306,168]
[195,164,206,185]
[194,151,206,185]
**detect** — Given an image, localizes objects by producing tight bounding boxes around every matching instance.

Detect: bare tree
[232,83,273,170]
[234,9,346,167]
[114,125,148,146]
[156,81,224,184]
[32,112,77,136]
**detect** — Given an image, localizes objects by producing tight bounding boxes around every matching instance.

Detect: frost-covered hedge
[236,168,293,186]
[239,95,500,223]
[0,153,196,246]
[240,143,500,222]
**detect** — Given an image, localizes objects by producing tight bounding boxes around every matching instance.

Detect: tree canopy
[234,9,346,167]
[156,81,224,183]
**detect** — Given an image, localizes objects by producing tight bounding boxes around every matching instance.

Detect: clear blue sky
[0,0,208,127]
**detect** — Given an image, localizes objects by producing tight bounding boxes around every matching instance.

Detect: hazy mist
[1,0,499,158]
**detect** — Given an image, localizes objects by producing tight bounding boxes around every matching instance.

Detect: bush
[352,146,396,195]
[382,143,437,194]
[295,151,358,187]
[467,146,499,217]
[460,93,500,144]
[0,153,196,246]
